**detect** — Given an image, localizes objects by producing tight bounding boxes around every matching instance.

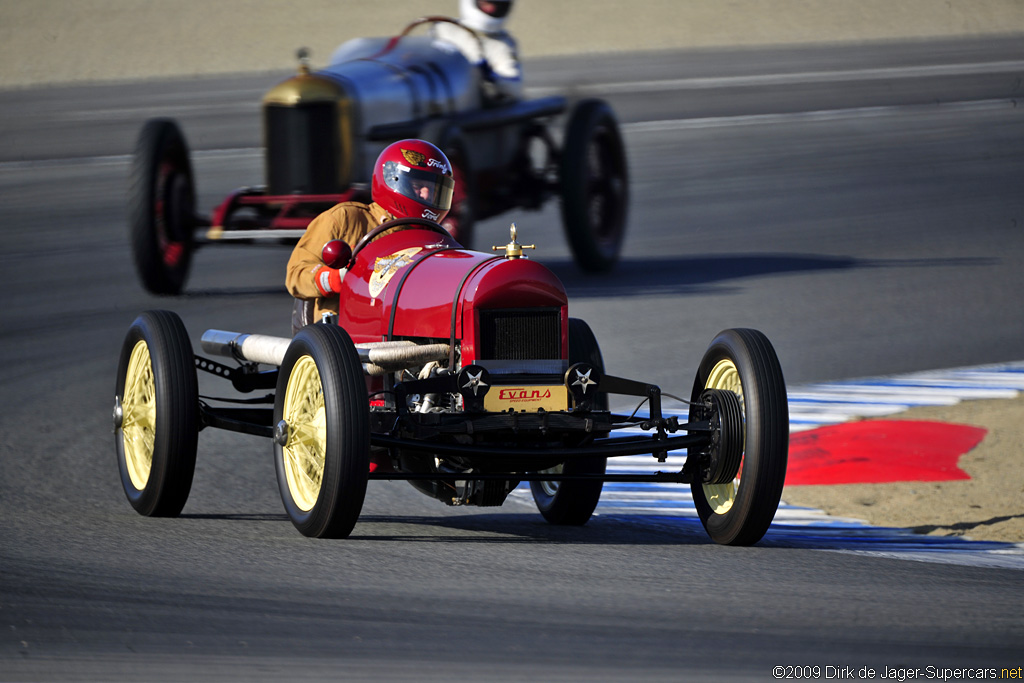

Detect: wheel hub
[112,395,123,431]
[699,388,744,485]
[273,419,289,447]
[702,358,745,515]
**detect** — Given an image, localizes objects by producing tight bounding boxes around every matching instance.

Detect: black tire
[420,121,476,249]
[530,318,608,525]
[128,118,197,295]
[114,310,199,517]
[689,329,789,546]
[560,99,629,273]
[274,324,370,538]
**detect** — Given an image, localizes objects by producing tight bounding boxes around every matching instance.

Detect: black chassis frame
[192,353,721,486]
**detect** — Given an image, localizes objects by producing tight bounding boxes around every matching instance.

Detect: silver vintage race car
[129,16,629,294]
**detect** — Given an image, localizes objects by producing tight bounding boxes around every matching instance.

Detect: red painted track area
[786,420,987,485]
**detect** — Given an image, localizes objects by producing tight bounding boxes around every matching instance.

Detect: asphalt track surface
[1,37,1023,681]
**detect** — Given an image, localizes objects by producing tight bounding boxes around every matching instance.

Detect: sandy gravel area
[783,396,1024,544]
[2,1,1024,87]
[1,1,1021,544]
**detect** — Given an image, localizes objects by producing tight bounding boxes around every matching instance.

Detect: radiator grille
[478,309,561,360]
[265,102,338,195]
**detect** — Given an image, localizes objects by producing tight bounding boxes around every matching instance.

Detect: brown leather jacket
[286,201,392,320]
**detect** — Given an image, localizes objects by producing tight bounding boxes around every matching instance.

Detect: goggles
[382,162,454,210]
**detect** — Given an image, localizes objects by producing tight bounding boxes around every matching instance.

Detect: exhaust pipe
[201,329,449,374]
[201,330,291,366]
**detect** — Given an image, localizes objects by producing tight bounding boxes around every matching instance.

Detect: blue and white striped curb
[786,363,1024,432]
[509,361,1024,569]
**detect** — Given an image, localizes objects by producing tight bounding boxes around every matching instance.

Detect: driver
[433,0,522,101]
[286,139,454,324]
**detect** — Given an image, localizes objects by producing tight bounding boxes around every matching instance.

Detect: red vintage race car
[114,222,789,545]
[129,16,629,295]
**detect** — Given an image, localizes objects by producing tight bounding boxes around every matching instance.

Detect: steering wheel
[374,16,487,63]
[349,217,454,263]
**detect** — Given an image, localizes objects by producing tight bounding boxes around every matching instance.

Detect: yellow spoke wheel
[114,311,198,517]
[280,356,327,512]
[122,340,158,490]
[274,324,370,539]
[690,329,788,546]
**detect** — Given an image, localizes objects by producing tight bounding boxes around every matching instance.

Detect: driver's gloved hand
[313,266,345,296]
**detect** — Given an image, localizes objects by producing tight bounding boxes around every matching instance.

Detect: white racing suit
[432,22,523,101]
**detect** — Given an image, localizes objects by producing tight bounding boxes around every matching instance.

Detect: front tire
[274,324,370,538]
[114,310,198,517]
[531,318,608,525]
[690,329,788,546]
[128,118,197,295]
[560,99,629,273]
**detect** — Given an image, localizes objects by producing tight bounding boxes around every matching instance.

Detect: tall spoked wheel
[114,310,199,517]
[560,99,629,273]
[531,318,608,525]
[690,328,789,546]
[420,121,476,249]
[128,118,197,295]
[274,324,370,538]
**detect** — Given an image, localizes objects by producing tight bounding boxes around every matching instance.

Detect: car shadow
[179,508,1021,555]
[350,511,1023,557]
[178,510,713,545]
[182,512,290,522]
[347,513,715,545]
[541,253,995,299]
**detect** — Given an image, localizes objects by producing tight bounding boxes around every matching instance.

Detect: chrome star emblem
[462,370,488,396]
[573,368,597,394]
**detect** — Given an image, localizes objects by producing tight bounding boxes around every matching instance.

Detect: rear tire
[114,310,198,517]
[690,329,788,546]
[128,118,197,295]
[531,318,607,525]
[274,324,370,538]
[560,99,629,273]
[421,121,476,249]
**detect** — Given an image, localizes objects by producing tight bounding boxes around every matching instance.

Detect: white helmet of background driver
[460,0,514,34]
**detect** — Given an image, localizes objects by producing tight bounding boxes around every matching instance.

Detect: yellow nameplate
[483,385,568,413]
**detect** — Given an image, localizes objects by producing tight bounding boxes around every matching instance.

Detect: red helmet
[371,139,454,223]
